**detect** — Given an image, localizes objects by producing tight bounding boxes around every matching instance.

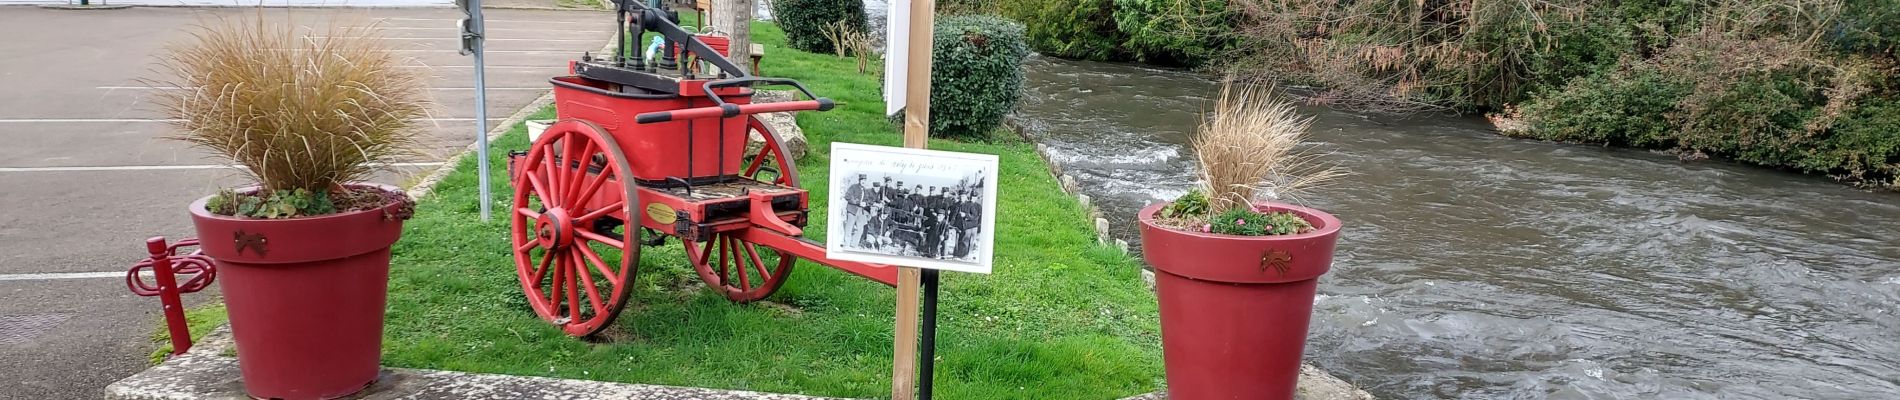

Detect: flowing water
[1015,56,1900,399]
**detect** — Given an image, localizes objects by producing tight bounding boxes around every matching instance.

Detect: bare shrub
[1194,80,1343,214]
[819,20,876,73]
[153,16,429,194]
[1226,0,1589,113]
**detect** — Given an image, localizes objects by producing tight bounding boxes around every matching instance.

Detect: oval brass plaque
[646,203,677,225]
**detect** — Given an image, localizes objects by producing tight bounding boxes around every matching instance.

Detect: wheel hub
[535,208,576,249]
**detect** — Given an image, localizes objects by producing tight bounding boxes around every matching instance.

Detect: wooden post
[892,1,934,399]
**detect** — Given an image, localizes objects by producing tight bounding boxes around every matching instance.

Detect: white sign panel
[826,143,998,274]
[882,0,910,117]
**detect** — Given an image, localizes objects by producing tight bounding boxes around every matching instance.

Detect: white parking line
[0,271,131,281]
[371,17,603,25]
[97,86,546,91]
[388,49,578,54]
[0,118,183,123]
[0,162,443,173]
[0,117,493,123]
[308,36,604,42]
[370,27,609,33]
[397,65,559,69]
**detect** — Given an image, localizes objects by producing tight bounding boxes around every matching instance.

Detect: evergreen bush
[772,0,866,54]
[928,15,1030,139]
[998,0,1125,61]
[1111,0,1234,66]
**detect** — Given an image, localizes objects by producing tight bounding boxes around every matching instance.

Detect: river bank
[1013,54,1900,399]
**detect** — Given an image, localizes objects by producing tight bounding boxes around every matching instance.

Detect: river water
[1014,56,1900,399]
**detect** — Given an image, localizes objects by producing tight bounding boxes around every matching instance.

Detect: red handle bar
[635,99,834,124]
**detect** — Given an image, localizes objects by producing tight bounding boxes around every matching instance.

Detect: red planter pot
[188,185,409,400]
[1137,201,1341,400]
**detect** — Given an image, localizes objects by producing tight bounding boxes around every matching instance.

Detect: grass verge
[161,18,1162,399]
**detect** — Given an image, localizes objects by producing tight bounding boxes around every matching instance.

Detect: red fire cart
[507,1,897,336]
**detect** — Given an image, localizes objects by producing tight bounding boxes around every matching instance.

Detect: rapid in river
[1014,56,1900,399]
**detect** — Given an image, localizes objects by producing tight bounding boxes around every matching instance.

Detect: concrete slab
[107,328,842,400]
[1117,365,1376,400]
[0,278,218,400]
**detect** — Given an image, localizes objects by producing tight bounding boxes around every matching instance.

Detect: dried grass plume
[1194,80,1343,213]
[153,16,429,193]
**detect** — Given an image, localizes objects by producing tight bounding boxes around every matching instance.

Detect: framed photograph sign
[826,143,998,274]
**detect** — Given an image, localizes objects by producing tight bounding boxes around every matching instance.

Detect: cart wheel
[742,116,800,186]
[510,120,640,337]
[679,116,802,302]
[682,232,795,302]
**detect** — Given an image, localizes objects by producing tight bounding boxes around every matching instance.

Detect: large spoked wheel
[683,116,802,302]
[510,120,640,337]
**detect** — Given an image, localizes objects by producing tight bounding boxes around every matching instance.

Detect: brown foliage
[1226,0,1588,113]
[153,16,430,193]
[1194,80,1343,213]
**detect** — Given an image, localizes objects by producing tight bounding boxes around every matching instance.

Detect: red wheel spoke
[728,237,751,290]
[531,248,554,287]
[575,228,626,249]
[540,136,566,208]
[575,242,621,287]
[744,150,769,178]
[742,242,770,280]
[577,201,624,222]
[565,251,581,322]
[517,207,543,220]
[698,237,715,262]
[571,168,615,211]
[524,169,556,209]
[562,140,597,201]
[571,249,607,316]
[716,237,732,285]
[550,249,567,314]
[516,239,539,253]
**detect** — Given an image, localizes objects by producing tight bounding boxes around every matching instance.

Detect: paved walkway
[0,6,610,399]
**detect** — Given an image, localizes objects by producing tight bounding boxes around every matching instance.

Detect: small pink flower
[1201,224,1212,233]
[1234,219,1246,225]
[1264,225,1275,231]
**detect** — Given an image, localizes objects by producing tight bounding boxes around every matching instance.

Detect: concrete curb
[108,328,841,400]
[1004,116,1126,254]
[38,4,134,9]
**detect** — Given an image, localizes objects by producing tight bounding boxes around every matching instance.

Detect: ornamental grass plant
[1159,80,1342,235]
[153,16,429,218]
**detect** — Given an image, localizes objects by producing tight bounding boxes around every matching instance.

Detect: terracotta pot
[1137,201,1342,400]
[188,184,409,400]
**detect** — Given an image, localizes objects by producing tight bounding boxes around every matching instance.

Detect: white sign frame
[882,0,911,117]
[826,143,998,274]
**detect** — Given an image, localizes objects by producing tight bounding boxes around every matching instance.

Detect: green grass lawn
[167,19,1162,399]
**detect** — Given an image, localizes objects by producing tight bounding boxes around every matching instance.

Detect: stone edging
[1003,116,1131,255]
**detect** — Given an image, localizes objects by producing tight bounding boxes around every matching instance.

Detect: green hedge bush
[928,15,1030,139]
[998,0,1125,61]
[1111,0,1234,66]
[772,0,866,54]
[1519,66,1690,147]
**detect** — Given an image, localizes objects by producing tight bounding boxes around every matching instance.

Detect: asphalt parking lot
[0,5,611,398]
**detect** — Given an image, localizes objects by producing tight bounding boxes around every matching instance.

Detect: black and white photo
[826,143,997,273]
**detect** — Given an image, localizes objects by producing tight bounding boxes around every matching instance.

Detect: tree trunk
[715,0,752,74]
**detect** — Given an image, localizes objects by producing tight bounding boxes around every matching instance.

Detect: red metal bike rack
[126,237,217,356]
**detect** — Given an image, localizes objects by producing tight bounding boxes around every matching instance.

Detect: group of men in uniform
[841,174,983,260]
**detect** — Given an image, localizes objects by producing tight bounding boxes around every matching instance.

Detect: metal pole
[919,269,940,400]
[471,0,493,221]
